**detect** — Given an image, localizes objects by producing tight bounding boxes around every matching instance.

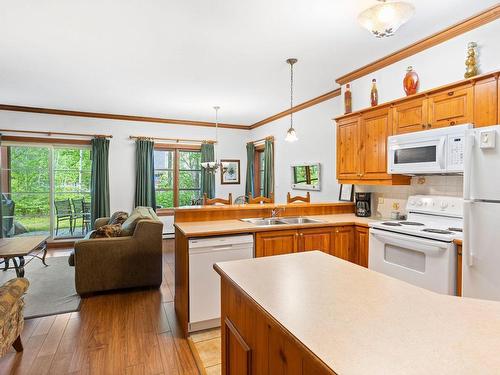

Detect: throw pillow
[108,211,129,225]
[121,206,159,236]
[89,224,122,238]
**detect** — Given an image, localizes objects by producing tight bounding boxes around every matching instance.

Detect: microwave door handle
[438,137,446,169]
[463,133,475,200]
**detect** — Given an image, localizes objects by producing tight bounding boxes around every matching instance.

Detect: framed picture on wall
[220,160,240,185]
[339,184,354,202]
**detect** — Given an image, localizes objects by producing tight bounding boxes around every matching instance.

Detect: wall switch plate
[479,129,496,149]
[378,197,385,204]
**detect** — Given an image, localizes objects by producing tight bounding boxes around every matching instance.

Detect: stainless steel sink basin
[240,216,325,226]
[280,217,325,224]
[240,218,287,226]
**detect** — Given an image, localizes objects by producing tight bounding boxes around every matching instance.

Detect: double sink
[240,216,325,227]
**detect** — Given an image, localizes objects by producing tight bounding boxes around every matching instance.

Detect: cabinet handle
[299,233,303,237]
[427,124,432,129]
[447,91,454,96]
[450,121,456,126]
[421,124,426,128]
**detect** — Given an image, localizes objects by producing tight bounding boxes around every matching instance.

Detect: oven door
[368,228,456,295]
[388,136,446,174]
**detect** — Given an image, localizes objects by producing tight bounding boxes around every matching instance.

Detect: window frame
[252,140,274,197]
[154,143,202,215]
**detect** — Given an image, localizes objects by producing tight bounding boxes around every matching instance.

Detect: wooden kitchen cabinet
[255,230,298,257]
[474,76,498,127]
[336,115,361,180]
[333,226,355,262]
[298,227,336,254]
[457,243,462,297]
[354,225,369,268]
[427,84,473,128]
[360,107,393,180]
[392,96,428,134]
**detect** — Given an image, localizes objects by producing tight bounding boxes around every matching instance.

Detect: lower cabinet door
[224,318,251,375]
[255,230,298,257]
[333,226,355,261]
[298,227,335,254]
[355,226,369,267]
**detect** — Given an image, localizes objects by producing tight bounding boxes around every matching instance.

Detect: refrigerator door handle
[463,132,475,200]
[463,200,474,266]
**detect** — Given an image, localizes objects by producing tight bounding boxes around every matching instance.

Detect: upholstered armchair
[0,278,29,357]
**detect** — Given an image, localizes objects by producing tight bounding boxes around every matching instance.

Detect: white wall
[345,21,500,112]
[248,98,342,203]
[0,110,247,232]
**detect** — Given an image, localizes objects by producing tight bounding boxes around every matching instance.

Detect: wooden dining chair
[248,193,274,204]
[287,192,311,204]
[203,193,233,205]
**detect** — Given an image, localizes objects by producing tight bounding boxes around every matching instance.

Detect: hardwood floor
[0,240,200,375]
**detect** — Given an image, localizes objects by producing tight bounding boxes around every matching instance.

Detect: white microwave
[387,124,471,175]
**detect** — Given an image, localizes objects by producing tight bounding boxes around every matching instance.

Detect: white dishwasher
[188,234,254,332]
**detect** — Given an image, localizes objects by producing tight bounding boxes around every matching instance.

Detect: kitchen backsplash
[356,176,463,219]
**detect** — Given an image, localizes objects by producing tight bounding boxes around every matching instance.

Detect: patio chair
[54,199,73,236]
[1,194,15,238]
[71,198,85,234]
[82,200,91,233]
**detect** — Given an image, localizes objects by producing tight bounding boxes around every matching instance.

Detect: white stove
[369,195,463,295]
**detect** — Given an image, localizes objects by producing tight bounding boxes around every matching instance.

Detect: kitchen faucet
[270,207,284,219]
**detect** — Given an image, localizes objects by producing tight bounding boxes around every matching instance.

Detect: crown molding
[335,4,500,85]
[250,88,341,129]
[0,104,249,130]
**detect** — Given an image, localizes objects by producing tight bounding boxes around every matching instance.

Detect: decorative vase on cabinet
[370,79,378,107]
[344,84,352,114]
[403,66,419,96]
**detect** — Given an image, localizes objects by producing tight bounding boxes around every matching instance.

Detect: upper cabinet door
[473,76,498,127]
[336,116,361,180]
[360,107,392,180]
[392,97,428,134]
[427,85,473,128]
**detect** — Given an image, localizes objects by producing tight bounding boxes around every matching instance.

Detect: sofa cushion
[108,211,129,226]
[121,206,159,236]
[90,224,122,238]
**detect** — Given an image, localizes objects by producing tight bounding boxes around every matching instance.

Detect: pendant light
[285,58,298,142]
[358,0,415,38]
[201,106,221,173]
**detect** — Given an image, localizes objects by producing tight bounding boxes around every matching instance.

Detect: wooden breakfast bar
[215,251,500,375]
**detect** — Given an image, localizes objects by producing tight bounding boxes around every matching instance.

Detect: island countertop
[174,213,377,237]
[214,251,500,374]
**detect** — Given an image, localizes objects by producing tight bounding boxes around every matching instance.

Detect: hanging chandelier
[201,106,222,174]
[285,58,298,142]
[358,0,415,38]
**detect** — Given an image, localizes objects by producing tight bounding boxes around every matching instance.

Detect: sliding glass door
[0,142,91,239]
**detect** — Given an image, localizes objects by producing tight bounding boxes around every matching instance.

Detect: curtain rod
[129,136,216,144]
[0,129,112,138]
[247,135,274,145]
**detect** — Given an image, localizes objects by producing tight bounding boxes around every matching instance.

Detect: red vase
[403,66,419,96]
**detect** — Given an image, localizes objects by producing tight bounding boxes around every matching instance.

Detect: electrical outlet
[378,197,385,204]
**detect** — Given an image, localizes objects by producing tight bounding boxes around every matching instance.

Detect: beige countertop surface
[215,251,500,374]
[174,213,377,237]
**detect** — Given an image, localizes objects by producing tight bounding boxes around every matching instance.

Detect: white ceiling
[0,0,497,125]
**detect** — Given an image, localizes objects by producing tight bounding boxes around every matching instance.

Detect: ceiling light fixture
[358,0,415,38]
[285,58,298,143]
[201,106,221,173]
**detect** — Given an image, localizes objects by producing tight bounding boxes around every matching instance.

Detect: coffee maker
[355,192,371,217]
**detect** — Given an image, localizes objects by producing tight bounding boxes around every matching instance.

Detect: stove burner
[448,227,463,232]
[399,221,425,226]
[382,222,402,226]
[422,228,454,235]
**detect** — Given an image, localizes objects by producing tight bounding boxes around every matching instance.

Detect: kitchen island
[214,251,500,375]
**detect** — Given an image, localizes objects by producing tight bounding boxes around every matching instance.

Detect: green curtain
[245,143,255,198]
[263,139,274,198]
[200,142,215,199]
[90,137,110,226]
[134,139,156,210]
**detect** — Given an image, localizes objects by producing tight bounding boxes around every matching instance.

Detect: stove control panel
[407,195,463,217]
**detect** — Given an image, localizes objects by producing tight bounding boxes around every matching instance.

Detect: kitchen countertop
[174,213,377,237]
[215,251,500,374]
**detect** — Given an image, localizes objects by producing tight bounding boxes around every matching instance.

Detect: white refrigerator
[463,125,500,301]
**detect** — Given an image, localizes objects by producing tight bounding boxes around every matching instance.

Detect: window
[154,147,202,209]
[0,142,92,239]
